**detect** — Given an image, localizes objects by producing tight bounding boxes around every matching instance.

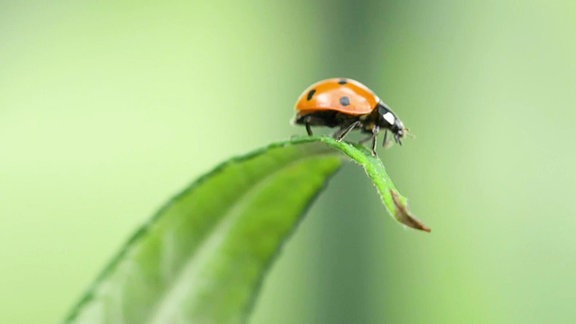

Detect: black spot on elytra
[307,89,316,101]
[340,96,350,106]
[338,79,348,85]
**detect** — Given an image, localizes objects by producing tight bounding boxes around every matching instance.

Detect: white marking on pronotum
[383,112,396,125]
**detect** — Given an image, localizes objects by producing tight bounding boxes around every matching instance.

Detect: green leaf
[64,136,429,324]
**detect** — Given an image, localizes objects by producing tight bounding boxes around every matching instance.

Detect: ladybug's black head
[377,102,406,145]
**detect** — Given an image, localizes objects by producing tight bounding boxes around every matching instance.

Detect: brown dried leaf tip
[390,189,431,233]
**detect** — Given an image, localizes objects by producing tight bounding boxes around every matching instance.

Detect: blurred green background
[2,0,576,323]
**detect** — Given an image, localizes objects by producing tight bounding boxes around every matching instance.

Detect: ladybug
[294,78,406,155]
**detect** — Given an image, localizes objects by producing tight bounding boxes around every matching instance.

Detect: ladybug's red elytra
[294,78,406,155]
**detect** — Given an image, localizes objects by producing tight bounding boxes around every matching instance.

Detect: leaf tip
[390,189,431,233]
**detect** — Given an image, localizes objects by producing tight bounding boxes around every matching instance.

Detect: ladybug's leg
[359,126,379,156]
[334,120,361,141]
[370,126,380,156]
[382,130,392,149]
[301,116,313,136]
[359,126,379,143]
[305,122,313,136]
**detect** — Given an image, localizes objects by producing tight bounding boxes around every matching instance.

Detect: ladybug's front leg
[370,126,380,156]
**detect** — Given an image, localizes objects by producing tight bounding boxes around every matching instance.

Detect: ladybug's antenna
[404,128,416,139]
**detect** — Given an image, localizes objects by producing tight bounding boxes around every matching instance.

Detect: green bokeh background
[2,1,576,323]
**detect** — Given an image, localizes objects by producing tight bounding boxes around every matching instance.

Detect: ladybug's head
[391,120,405,145]
[377,102,406,145]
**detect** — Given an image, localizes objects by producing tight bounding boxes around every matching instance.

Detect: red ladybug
[294,78,406,155]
